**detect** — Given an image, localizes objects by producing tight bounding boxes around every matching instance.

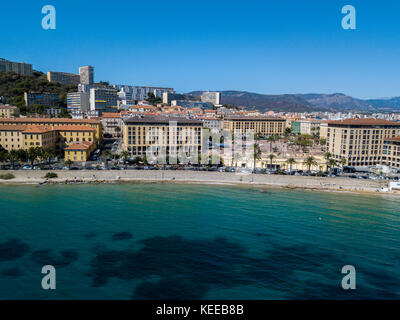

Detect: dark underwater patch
[0,239,30,262]
[111,232,133,241]
[30,249,78,268]
[1,267,23,277]
[88,235,400,299]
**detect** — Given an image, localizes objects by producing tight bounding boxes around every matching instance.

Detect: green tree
[27,147,42,167]
[286,157,296,172]
[8,150,19,169]
[253,143,262,171]
[120,150,130,169]
[42,147,55,169]
[64,159,73,169]
[304,156,317,172]
[268,153,276,169]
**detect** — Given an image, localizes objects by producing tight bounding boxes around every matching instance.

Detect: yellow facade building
[223,116,286,136]
[65,141,95,162]
[0,105,19,118]
[123,117,203,158]
[321,119,400,167]
[0,118,102,140]
[383,137,400,169]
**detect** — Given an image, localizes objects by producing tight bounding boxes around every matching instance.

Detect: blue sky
[2,0,400,99]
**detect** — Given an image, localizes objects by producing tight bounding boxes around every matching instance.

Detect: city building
[47,71,81,85]
[123,116,203,159]
[0,117,102,140]
[321,119,400,167]
[383,137,400,169]
[224,116,286,137]
[65,141,95,162]
[79,66,94,85]
[291,119,321,136]
[89,88,118,115]
[24,92,59,107]
[67,92,90,112]
[201,92,221,106]
[0,58,32,76]
[112,85,175,101]
[101,112,123,137]
[0,104,20,118]
[45,108,62,117]
[162,92,185,104]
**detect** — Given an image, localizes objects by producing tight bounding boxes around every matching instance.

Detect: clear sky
[2,0,400,99]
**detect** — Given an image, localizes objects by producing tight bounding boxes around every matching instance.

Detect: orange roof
[0,124,26,131]
[102,113,121,119]
[385,136,400,142]
[326,119,400,126]
[0,117,100,124]
[23,125,54,134]
[65,141,92,151]
[56,125,95,132]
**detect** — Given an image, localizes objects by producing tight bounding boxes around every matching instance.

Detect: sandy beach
[0,169,395,195]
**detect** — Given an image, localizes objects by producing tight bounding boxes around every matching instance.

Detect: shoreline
[0,169,398,197]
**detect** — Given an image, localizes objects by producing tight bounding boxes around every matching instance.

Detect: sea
[0,183,399,299]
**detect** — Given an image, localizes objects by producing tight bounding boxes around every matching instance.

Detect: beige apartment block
[223,116,286,137]
[323,119,400,167]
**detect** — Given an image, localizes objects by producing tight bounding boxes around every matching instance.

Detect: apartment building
[112,85,175,101]
[383,137,400,169]
[0,58,32,76]
[24,92,59,107]
[123,117,203,159]
[223,116,286,136]
[200,92,221,106]
[322,119,400,167]
[65,141,96,162]
[89,88,118,115]
[67,92,90,112]
[47,71,81,85]
[0,104,20,118]
[0,118,102,140]
[79,66,94,85]
[101,113,123,137]
[292,119,321,136]
[0,121,97,160]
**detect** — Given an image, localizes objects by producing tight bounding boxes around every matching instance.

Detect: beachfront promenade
[0,170,391,194]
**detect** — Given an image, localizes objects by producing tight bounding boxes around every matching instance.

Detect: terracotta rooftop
[0,124,26,131]
[22,125,54,134]
[65,141,92,151]
[326,119,400,126]
[385,136,400,142]
[0,117,100,124]
[102,113,121,118]
[225,116,285,121]
[55,125,95,132]
[124,116,203,125]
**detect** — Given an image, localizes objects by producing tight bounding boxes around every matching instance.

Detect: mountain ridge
[188,90,400,112]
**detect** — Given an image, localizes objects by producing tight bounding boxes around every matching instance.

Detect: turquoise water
[0,183,399,299]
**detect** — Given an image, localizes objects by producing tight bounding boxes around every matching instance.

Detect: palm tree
[120,150,130,169]
[64,159,73,169]
[267,135,275,153]
[27,147,42,168]
[253,143,262,170]
[324,152,332,172]
[304,156,317,172]
[42,147,55,169]
[286,157,296,172]
[268,153,276,170]
[8,150,19,169]
[328,158,337,173]
[0,150,7,168]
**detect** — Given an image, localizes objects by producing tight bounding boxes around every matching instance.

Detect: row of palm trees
[0,147,56,169]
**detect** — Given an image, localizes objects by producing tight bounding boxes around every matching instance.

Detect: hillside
[0,71,77,114]
[189,91,400,112]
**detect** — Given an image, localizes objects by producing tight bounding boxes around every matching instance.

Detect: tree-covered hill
[0,71,77,114]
